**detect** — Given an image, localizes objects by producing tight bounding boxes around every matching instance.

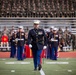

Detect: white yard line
[46,62,69,64]
[55,69,73,72]
[5,62,30,64]
[39,69,45,75]
[2,59,6,60]
[11,70,15,72]
[68,70,72,72]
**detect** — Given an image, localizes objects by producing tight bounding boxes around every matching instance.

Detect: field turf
[0,58,76,75]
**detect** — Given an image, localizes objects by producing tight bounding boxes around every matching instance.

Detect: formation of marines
[7,20,75,71]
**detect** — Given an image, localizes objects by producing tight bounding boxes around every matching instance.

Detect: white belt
[13,40,15,42]
[51,38,58,42]
[13,39,24,41]
[51,40,58,42]
[18,39,24,41]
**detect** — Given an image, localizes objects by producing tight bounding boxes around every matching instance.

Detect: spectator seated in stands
[1,33,9,47]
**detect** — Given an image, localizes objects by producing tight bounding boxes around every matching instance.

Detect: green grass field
[0,58,76,75]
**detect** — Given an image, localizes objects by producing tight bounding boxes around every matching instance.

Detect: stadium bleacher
[0,18,76,34]
[0,0,76,17]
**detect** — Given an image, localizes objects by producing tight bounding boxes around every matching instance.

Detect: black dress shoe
[38,64,42,71]
[34,68,37,71]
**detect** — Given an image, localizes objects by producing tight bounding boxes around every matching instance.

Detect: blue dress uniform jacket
[10,33,17,46]
[16,32,25,46]
[49,33,59,47]
[28,28,47,50]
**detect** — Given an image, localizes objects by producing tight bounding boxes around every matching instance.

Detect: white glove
[29,44,32,48]
[51,38,54,41]
[43,46,47,49]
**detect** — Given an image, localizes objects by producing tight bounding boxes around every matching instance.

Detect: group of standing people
[46,26,76,60]
[10,20,58,71]
[2,20,75,71]
[46,26,59,60]
[9,20,63,71]
[9,20,47,71]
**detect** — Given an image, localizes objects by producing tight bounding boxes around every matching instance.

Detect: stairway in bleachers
[71,25,76,35]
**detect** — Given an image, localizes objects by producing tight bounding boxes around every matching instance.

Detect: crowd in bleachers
[0,26,76,51]
[57,27,75,51]
[0,0,76,17]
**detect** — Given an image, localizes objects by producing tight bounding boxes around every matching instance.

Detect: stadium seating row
[0,0,76,17]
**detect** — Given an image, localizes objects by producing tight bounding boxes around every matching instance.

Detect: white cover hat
[14,30,17,32]
[34,20,40,24]
[53,28,58,31]
[50,26,54,29]
[18,26,23,29]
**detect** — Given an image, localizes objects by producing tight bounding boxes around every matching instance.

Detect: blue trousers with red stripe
[10,46,16,58]
[51,46,58,60]
[32,49,42,69]
[17,46,24,60]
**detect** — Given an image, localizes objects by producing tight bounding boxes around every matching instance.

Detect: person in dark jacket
[28,20,47,71]
[16,26,25,60]
[47,26,54,59]
[49,28,59,60]
[71,34,75,51]
[10,30,17,58]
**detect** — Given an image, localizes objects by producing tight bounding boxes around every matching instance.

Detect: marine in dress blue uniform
[16,26,25,60]
[28,20,47,71]
[10,30,17,58]
[49,28,59,60]
[47,26,54,59]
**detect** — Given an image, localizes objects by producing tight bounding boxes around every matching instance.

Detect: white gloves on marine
[43,46,47,49]
[29,44,32,48]
[29,44,47,49]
